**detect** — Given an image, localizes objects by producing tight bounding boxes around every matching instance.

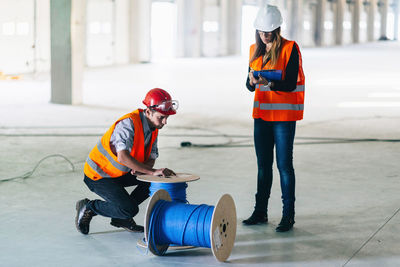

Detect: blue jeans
[254,119,296,218]
[84,173,150,219]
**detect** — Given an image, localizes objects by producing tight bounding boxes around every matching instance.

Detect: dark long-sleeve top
[246,44,299,92]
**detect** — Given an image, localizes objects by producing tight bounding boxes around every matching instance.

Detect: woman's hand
[256,75,270,85]
[249,69,270,85]
[249,69,259,86]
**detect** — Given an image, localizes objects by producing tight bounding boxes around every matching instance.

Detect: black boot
[75,198,96,235]
[110,218,144,232]
[275,216,295,232]
[243,210,268,225]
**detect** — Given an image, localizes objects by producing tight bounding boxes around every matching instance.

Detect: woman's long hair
[249,27,282,68]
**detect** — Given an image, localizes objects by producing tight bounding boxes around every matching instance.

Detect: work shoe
[275,216,295,232]
[242,210,268,225]
[110,218,144,232]
[75,198,96,235]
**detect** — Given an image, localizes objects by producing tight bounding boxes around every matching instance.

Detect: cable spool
[149,182,188,202]
[144,189,237,262]
[137,173,200,250]
[137,173,200,203]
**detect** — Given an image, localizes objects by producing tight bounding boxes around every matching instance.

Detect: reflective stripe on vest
[85,156,109,177]
[259,84,305,92]
[254,102,304,111]
[95,141,130,172]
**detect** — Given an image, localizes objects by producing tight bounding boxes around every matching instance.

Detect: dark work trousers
[253,119,296,218]
[84,173,150,219]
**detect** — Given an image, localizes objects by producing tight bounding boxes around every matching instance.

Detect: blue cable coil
[149,182,188,203]
[148,182,190,248]
[148,199,214,255]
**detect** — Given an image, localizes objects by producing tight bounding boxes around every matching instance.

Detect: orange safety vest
[84,109,158,181]
[249,38,305,121]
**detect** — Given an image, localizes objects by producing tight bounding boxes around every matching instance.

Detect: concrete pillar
[129,0,151,63]
[176,0,203,57]
[335,0,345,45]
[379,0,389,39]
[114,0,130,64]
[34,0,51,73]
[50,0,85,105]
[394,0,399,40]
[220,0,242,56]
[352,0,361,43]
[314,0,326,46]
[367,0,377,41]
[288,0,303,41]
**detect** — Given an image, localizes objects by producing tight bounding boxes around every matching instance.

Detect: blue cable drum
[137,173,200,204]
[144,189,237,262]
[149,182,188,203]
[148,200,214,253]
[148,182,190,248]
[136,173,201,250]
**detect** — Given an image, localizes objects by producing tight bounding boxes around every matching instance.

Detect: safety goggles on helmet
[149,100,179,115]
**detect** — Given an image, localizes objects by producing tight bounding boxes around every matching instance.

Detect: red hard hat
[142,88,178,115]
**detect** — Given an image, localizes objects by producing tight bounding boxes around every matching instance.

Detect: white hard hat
[253,5,283,32]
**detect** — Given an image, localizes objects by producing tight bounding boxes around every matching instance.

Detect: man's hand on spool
[153,168,176,177]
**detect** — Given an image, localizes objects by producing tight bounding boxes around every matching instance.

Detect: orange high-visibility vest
[84,109,158,181]
[249,38,305,121]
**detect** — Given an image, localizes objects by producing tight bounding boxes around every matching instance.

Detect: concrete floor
[1,41,400,266]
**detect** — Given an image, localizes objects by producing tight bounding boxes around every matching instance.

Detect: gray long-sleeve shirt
[109,111,158,160]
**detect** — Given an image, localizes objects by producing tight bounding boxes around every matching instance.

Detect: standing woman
[243,4,305,232]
